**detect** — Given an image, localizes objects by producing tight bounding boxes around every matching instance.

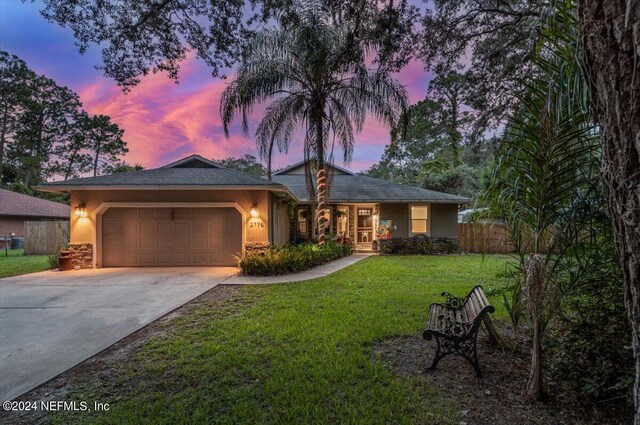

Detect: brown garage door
[102,207,242,267]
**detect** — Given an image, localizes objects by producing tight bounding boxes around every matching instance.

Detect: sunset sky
[0,1,432,172]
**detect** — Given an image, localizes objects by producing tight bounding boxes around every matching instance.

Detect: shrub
[238,241,352,276]
[547,252,633,406]
[48,254,59,270]
[379,236,459,255]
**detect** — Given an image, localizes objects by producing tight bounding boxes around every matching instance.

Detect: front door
[357,208,373,243]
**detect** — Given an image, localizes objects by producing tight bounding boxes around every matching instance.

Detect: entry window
[297,208,308,237]
[411,205,429,234]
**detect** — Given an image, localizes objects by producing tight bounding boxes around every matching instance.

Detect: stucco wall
[69,189,271,252]
[379,203,409,238]
[430,203,459,238]
[379,202,459,239]
[270,194,290,246]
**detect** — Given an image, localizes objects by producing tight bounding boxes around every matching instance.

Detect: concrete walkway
[224,253,374,285]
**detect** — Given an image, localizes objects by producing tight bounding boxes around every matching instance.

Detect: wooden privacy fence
[458,223,516,254]
[24,221,70,255]
[458,223,554,254]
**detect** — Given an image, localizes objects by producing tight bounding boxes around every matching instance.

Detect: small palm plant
[480,2,601,400]
[221,4,408,244]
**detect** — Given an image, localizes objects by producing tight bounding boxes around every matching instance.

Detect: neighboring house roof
[271,174,470,203]
[0,188,69,218]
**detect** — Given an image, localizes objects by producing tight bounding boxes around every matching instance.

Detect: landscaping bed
[379,235,460,255]
[370,330,630,425]
[238,241,352,275]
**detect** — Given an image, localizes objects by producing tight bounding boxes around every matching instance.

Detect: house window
[411,205,429,234]
[297,208,308,237]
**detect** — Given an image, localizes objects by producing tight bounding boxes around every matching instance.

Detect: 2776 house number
[249,221,264,228]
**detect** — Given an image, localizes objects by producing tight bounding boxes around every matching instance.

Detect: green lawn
[0,249,49,278]
[52,254,513,425]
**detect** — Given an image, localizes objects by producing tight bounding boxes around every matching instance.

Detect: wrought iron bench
[423,285,496,378]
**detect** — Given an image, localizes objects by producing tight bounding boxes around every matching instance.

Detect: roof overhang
[294,199,470,204]
[35,184,299,201]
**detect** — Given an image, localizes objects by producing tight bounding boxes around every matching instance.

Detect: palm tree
[482,4,599,399]
[221,5,408,245]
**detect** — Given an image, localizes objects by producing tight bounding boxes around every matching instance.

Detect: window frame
[410,204,430,235]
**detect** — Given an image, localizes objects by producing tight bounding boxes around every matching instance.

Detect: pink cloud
[77,57,430,172]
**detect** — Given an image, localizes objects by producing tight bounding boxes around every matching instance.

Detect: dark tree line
[0,50,128,186]
[363,70,496,198]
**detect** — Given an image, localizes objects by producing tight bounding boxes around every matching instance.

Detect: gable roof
[161,154,220,169]
[271,173,470,203]
[37,168,283,190]
[36,155,286,191]
[274,160,354,176]
[0,188,69,218]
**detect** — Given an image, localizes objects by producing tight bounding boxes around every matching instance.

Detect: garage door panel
[102,207,242,267]
[102,251,121,265]
[192,253,209,264]
[140,221,155,234]
[172,252,192,264]
[156,221,172,234]
[193,222,208,234]
[102,221,123,234]
[156,253,172,264]
[191,238,208,249]
[155,208,172,218]
[122,221,138,235]
[156,238,173,250]
[103,237,122,250]
[174,222,192,235]
[139,208,156,218]
[173,238,191,250]
[120,208,139,218]
[139,237,156,250]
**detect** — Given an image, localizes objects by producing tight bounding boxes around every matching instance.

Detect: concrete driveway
[0,267,237,401]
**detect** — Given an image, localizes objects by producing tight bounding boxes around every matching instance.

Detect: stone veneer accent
[63,243,94,269]
[245,241,270,255]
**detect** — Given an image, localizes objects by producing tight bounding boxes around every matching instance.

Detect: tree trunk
[93,150,100,177]
[315,110,327,245]
[0,107,7,186]
[525,254,546,400]
[578,1,640,421]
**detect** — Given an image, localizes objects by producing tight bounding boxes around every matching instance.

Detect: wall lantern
[250,205,260,218]
[74,204,88,217]
[372,212,379,221]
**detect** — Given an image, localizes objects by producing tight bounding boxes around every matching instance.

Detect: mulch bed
[369,328,631,425]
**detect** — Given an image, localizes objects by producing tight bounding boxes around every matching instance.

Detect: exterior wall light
[74,204,88,217]
[250,205,260,218]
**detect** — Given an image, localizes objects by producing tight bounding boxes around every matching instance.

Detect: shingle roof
[0,188,69,218]
[37,167,282,189]
[274,160,354,176]
[35,154,469,203]
[271,174,470,203]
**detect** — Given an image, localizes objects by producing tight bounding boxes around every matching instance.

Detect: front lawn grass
[51,254,513,425]
[0,249,49,278]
